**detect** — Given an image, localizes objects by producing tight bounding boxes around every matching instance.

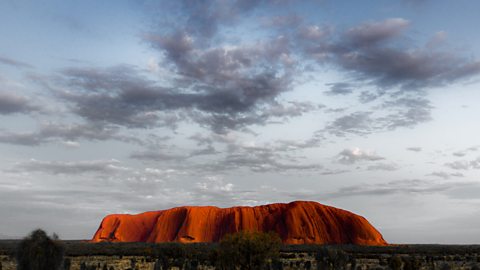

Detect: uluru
[92,201,387,245]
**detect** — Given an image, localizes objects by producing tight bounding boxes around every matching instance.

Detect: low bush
[217,231,282,270]
[16,229,65,270]
[315,247,349,270]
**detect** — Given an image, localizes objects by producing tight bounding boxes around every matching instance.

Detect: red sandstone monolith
[91,201,387,245]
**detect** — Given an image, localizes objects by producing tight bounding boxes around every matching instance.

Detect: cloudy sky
[1,0,480,243]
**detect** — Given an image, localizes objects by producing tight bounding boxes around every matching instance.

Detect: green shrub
[16,229,65,270]
[217,231,282,270]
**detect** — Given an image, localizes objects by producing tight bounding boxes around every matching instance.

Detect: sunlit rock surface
[91,201,387,245]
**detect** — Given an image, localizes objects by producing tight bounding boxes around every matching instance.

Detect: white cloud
[337,147,384,164]
[61,141,80,148]
[196,177,234,192]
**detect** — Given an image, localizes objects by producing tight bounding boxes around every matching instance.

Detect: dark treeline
[2,240,480,257]
[5,230,284,270]
[3,231,480,270]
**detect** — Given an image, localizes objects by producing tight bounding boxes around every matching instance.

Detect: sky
[1,0,480,244]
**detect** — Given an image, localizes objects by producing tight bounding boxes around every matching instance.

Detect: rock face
[91,201,387,245]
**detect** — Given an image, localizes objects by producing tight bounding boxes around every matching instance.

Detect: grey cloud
[188,100,317,133]
[301,18,480,91]
[367,163,399,171]
[3,162,187,213]
[320,169,350,175]
[215,152,322,173]
[0,187,110,239]
[137,9,305,132]
[0,121,170,147]
[428,171,452,179]
[57,35,304,132]
[450,172,465,178]
[296,24,332,45]
[383,97,431,109]
[147,31,292,86]
[130,151,184,162]
[453,151,467,157]
[260,101,318,119]
[445,183,480,200]
[264,14,302,28]
[51,16,478,136]
[188,132,237,148]
[189,130,322,157]
[140,0,263,45]
[189,145,219,157]
[189,133,215,147]
[192,178,237,204]
[271,137,322,151]
[325,111,373,136]
[337,147,384,165]
[186,136,324,173]
[0,131,45,146]
[324,96,433,137]
[0,171,274,237]
[446,61,480,82]
[336,47,453,89]
[325,179,459,199]
[189,178,280,207]
[452,146,479,157]
[406,147,422,152]
[31,14,480,147]
[0,169,197,238]
[0,92,40,115]
[428,171,464,179]
[466,146,478,151]
[324,107,347,114]
[0,56,33,69]
[378,97,433,129]
[345,18,410,47]
[358,91,381,103]
[180,0,263,39]
[58,66,183,129]
[325,82,353,95]
[36,123,120,142]
[445,157,480,170]
[0,123,120,146]
[130,145,219,163]
[445,161,471,170]
[11,159,129,175]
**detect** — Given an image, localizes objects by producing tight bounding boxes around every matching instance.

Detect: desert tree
[16,229,65,270]
[217,230,282,270]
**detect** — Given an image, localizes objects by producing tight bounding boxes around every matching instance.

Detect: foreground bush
[217,231,282,270]
[16,229,65,270]
[315,246,349,270]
